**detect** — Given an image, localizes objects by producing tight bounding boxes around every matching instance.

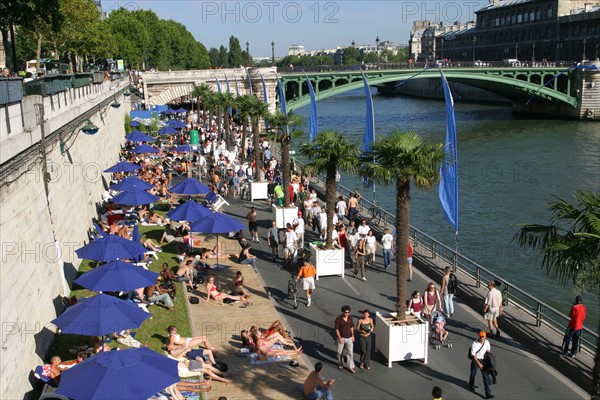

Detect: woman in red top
[422,282,442,319]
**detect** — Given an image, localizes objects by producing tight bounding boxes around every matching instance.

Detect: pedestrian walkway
[186,185,591,399]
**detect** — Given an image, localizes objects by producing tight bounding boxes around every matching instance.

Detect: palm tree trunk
[395,179,411,321]
[253,117,261,182]
[593,304,600,400]
[224,109,231,148]
[240,119,247,163]
[36,33,43,74]
[281,134,291,207]
[325,162,337,249]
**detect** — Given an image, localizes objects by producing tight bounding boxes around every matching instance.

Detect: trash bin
[189,130,199,145]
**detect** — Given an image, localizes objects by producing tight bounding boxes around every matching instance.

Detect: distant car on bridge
[474,60,490,67]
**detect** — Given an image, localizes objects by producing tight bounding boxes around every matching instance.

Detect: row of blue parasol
[50,165,244,398]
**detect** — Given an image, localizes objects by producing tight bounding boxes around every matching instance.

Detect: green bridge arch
[280,68,578,111]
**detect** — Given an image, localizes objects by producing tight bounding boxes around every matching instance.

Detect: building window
[547,6,553,19]
[495,17,500,26]
[517,14,522,23]
[529,11,535,21]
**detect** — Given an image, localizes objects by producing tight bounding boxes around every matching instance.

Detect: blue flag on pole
[215,76,221,93]
[304,73,318,142]
[234,75,239,98]
[260,73,269,103]
[438,68,459,234]
[361,73,375,191]
[225,75,232,116]
[276,76,287,115]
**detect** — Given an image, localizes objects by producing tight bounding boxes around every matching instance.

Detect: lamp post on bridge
[441,38,445,60]
[271,41,275,67]
[246,41,250,67]
[515,42,519,60]
[582,38,587,61]
[472,35,476,63]
[375,36,380,70]
[532,43,535,64]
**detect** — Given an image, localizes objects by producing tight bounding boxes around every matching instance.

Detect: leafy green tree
[360,130,446,321]
[514,190,600,399]
[343,46,363,65]
[228,35,245,68]
[299,131,360,248]
[219,45,228,68]
[208,47,220,68]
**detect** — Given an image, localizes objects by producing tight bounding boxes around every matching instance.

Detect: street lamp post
[472,36,477,63]
[441,38,445,60]
[246,41,250,67]
[271,41,275,66]
[582,38,587,61]
[515,43,519,60]
[532,43,536,63]
[375,36,380,69]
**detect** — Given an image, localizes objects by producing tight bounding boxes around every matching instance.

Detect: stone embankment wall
[0,96,129,398]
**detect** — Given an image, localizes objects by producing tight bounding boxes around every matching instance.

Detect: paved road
[232,199,588,400]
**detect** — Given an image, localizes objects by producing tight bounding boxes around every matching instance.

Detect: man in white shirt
[293,212,305,250]
[484,281,504,338]
[348,230,360,268]
[381,228,394,270]
[283,224,298,268]
[357,219,371,238]
[469,331,493,399]
[336,196,347,222]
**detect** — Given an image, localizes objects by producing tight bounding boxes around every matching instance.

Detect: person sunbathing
[251,320,291,342]
[178,358,231,384]
[166,325,217,353]
[91,336,112,353]
[201,244,234,260]
[205,275,248,303]
[170,344,216,365]
[142,237,162,252]
[251,331,302,358]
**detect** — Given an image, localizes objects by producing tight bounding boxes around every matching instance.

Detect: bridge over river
[142,61,600,120]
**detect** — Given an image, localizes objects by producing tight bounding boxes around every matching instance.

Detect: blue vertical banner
[304,73,318,142]
[215,76,221,93]
[234,75,240,98]
[260,73,269,103]
[361,73,375,192]
[276,75,287,115]
[225,75,232,116]
[438,68,459,234]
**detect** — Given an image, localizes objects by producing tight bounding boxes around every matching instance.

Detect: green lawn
[47,224,192,361]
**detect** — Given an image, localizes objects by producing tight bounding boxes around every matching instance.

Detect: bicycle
[287,275,298,309]
[366,202,382,227]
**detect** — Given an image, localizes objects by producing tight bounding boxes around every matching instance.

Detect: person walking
[303,362,335,400]
[296,260,317,307]
[431,386,443,400]
[283,223,298,268]
[356,309,374,370]
[267,220,279,260]
[562,295,587,358]
[246,207,259,242]
[469,331,494,399]
[423,282,442,320]
[353,238,367,281]
[334,305,356,373]
[439,267,456,317]
[484,281,503,338]
[407,241,414,281]
[381,228,394,270]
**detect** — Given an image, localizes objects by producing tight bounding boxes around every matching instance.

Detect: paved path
[188,195,589,400]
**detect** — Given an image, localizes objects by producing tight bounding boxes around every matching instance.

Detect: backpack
[448,273,458,295]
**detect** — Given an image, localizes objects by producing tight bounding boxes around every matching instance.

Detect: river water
[293,89,600,330]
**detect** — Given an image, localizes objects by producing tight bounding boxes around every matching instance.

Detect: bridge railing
[285,61,576,74]
[295,158,597,356]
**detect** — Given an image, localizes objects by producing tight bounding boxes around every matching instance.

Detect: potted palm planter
[374,311,429,366]
[299,131,360,279]
[361,129,447,366]
[272,204,298,229]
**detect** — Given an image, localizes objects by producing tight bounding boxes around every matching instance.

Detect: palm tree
[514,190,600,399]
[361,130,446,322]
[247,96,269,182]
[191,84,213,118]
[219,92,236,147]
[299,130,360,249]
[266,111,305,207]
[236,95,254,163]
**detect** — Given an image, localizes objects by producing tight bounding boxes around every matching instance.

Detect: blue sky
[102,1,489,56]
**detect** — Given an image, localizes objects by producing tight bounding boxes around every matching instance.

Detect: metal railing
[297,160,597,356]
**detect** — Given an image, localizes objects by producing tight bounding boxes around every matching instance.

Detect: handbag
[213,361,229,372]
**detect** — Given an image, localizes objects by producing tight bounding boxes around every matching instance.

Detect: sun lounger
[205,191,229,212]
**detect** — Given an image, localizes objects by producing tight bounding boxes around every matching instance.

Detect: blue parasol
[55,347,179,400]
[170,178,210,195]
[110,190,159,206]
[110,176,154,191]
[104,161,141,173]
[126,130,155,143]
[131,144,159,154]
[50,293,151,337]
[167,200,212,222]
[158,126,178,136]
[75,234,147,262]
[74,260,158,293]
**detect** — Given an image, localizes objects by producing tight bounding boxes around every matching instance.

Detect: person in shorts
[296,260,316,307]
